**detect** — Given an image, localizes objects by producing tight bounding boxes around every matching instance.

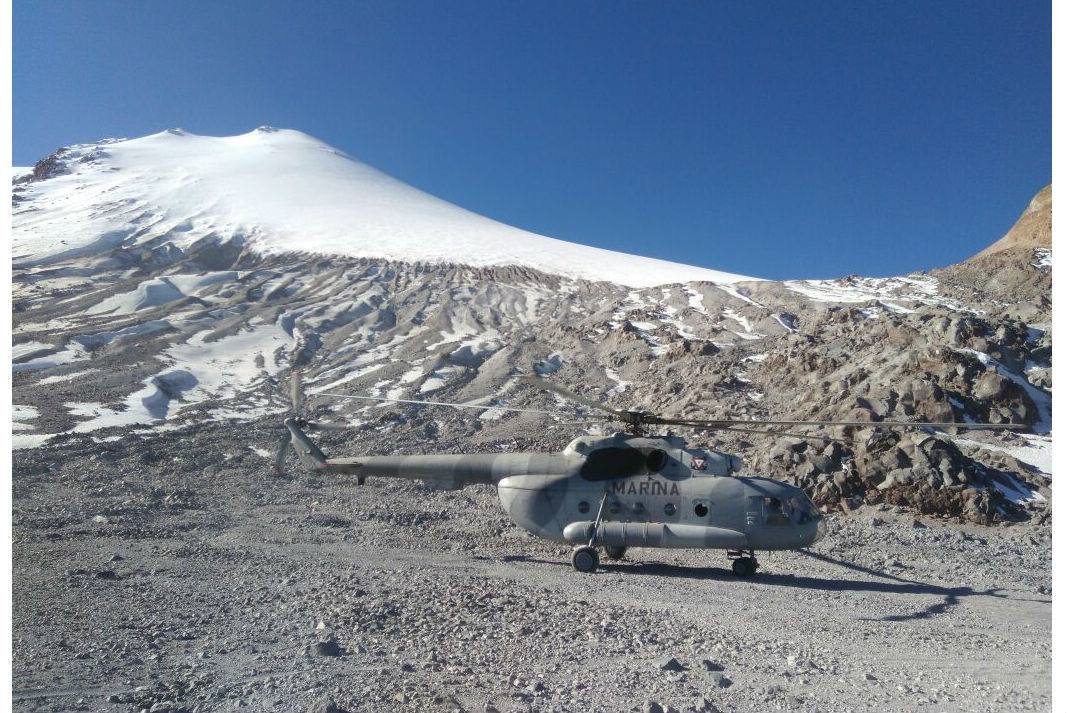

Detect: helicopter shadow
[492,551,1048,623]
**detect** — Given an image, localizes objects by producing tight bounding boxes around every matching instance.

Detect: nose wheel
[571,545,600,573]
[729,550,758,577]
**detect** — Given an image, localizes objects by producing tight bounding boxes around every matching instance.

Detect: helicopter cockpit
[761,494,821,527]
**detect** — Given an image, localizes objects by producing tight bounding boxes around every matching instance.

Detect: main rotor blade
[519,376,630,418]
[314,392,606,420]
[663,418,1028,431]
[290,370,304,412]
[710,425,843,442]
[304,420,357,431]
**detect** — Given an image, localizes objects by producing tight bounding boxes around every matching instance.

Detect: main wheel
[571,545,599,573]
[732,557,758,577]
[604,545,627,561]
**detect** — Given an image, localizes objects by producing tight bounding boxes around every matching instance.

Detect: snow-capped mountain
[12,127,752,287]
[11,129,1052,523]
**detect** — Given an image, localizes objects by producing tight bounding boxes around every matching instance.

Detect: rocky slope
[12,133,1052,524]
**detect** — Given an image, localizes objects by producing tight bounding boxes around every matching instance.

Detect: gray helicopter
[278,374,1026,575]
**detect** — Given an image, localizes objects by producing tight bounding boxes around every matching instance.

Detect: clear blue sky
[13,1,1050,279]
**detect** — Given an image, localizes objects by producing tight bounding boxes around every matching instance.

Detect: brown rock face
[973,184,1051,258]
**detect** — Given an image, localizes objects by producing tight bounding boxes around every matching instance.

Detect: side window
[577,501,590,514]
[694,502,708,517]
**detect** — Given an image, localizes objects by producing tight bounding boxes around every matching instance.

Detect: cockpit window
[645,449,668,472]
[764,496,790,526]
[580,447,646,481]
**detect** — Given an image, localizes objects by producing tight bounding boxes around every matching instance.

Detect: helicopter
[277,373,1027,576]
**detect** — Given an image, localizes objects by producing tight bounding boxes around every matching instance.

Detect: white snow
[534,353,565,376]
[163,319,294,405]
[86,273,237,316]
[12,433,58,450]
[37,368,99,385]
[12,341,53,360]
[722,308,753,334]
[605,367,630,396]
[86,279,186,315]
[11,343,89,373]
[988,474,1044,504]
[772,313,798,332]
[785,274,977,315]
[71,320,171,349]
[12,405,40,432]
[12,128,756,288]
[716,284,764,307]
[956,434,1052,477]
[684,287,710,316]
[13,405,39,420]
[955,348,1052,433]
[1032,249,1051,268]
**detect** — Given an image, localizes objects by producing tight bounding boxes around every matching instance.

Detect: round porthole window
[694,503,709,517]
[664,503,677,516]
[608,501,621,514]
[646,449,668,472]
[578,501,590,514]
[633,502,645,515]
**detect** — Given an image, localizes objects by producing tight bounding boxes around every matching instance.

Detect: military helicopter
[277,373,1026,576]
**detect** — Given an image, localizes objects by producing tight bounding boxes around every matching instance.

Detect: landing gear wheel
[732,556,758,577]
[604,545,627,561]
[571,545,600,573]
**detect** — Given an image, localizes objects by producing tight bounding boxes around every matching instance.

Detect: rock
[643,702,664,713]
[307,697,342,713]
[310,638,343,657]
[657,656,686,672]
[693,696,721,712]
[699,658,724,672]
[708,672,732,688]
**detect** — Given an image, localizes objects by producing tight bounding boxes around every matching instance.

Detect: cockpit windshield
[787,494,820,524]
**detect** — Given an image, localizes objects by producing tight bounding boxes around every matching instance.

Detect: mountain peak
[13,128,755,287]
[973,184,1052,259]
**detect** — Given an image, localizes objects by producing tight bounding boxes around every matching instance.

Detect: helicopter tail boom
[284,417,561,487]
[284,417,329,470]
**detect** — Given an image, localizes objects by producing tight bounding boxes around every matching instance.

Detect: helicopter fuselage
[494,434,824,551]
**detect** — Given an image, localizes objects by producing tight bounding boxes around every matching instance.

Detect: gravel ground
[12,425,1051,713]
